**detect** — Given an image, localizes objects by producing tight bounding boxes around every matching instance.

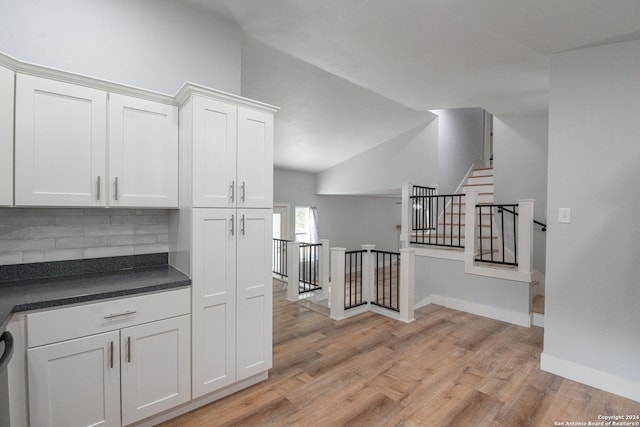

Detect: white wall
[0,0,241,95]
[543,40,640,402]
[274,169,401,251]
[316,107,485,196]
[436,108,485,194]
[316,195,401,251]
[415,257,530,327]
[316,120,438,195]
[493,112,548,273]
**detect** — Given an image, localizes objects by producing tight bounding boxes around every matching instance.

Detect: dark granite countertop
[0,254,191,332]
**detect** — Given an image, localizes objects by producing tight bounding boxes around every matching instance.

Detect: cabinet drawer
[27,288,190,348]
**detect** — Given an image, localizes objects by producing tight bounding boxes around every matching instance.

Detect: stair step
[532,295,545,314]
[438,223,492,227]
[476,249,500,256]
[467,176,494,185]
[430,235,497,239]
[444,212,492,216]
[452,201,495,206]
[463,183,494,193]
[472,168,494,177]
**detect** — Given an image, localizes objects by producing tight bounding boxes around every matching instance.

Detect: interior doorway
[273,203,290,240]
[484,110,494,168]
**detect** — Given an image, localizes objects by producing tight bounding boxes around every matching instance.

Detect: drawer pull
[104,310,137,320]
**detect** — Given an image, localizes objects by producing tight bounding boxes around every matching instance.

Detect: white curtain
[309,207,319,243]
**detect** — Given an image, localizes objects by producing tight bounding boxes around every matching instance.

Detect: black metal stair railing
[299,243,322,293]
[344,250,366,310]
[410,186,465,248]
[475,204,518,266]
[272,238,289,277]
[371,250,400,312]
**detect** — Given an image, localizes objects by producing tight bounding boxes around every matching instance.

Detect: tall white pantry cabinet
[170,85,277,399]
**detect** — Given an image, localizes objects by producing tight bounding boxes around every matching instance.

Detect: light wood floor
[160,281,640,426]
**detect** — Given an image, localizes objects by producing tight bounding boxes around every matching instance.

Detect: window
[295,206,318,243]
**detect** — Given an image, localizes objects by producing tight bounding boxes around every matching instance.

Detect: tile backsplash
[0,208,170,265]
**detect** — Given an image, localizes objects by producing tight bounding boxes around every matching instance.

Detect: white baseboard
[132,372,269,426]
[415,294,530,327]
[532,312,544,327]
[541,353,640,403]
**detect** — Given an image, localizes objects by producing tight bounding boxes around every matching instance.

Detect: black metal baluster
[513,206,518,265]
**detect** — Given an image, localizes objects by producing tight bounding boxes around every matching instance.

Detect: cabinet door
[236,209,272,380]
[237,107,273,208]
[109,94,178,208]
[191,209,237,397]
[120,315,190,425]
[28,331,120,427]
[192,96,237,208]
[0,65,13,207]
[15,74,107,207]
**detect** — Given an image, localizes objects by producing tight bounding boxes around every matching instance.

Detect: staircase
[402,168,544,328]
[434,167,499,252]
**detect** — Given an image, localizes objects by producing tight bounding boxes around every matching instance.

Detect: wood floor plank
[159,280,640,426]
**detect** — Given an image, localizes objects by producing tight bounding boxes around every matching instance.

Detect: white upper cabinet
[0,65,13,206]
[15,74,107,207]
[191,96,237,208]
[237,107,273,209]
[189,96,273,209]
[108,94,178,208]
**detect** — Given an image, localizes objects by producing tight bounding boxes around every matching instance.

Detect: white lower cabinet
[121,315,190,425]
[26,289,191,427]
[28,331,121,427]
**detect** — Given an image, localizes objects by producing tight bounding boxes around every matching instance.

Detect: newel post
[399,248,415,323]
[319,239,330,293]
[401,182,413,249]
[361,244,376,304]
[517,199,534,275]
[330,247,346,320]
[286,241,300,301]
[464,191,478,265]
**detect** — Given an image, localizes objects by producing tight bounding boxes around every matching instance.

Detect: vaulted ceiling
[188,0,640,172]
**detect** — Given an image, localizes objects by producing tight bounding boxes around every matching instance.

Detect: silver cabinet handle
[241,181,246,202]
[230,214,235,236]
[97,176,101,201]
[0,331,14,373]
[109,341,114,369]
[104,310,137,320]
[241,214,245,235]
[127,336,131,363]
[230,181,235,203]
[114,177,119,201]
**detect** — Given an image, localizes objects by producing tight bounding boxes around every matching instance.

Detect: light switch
[558,208,571,224]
